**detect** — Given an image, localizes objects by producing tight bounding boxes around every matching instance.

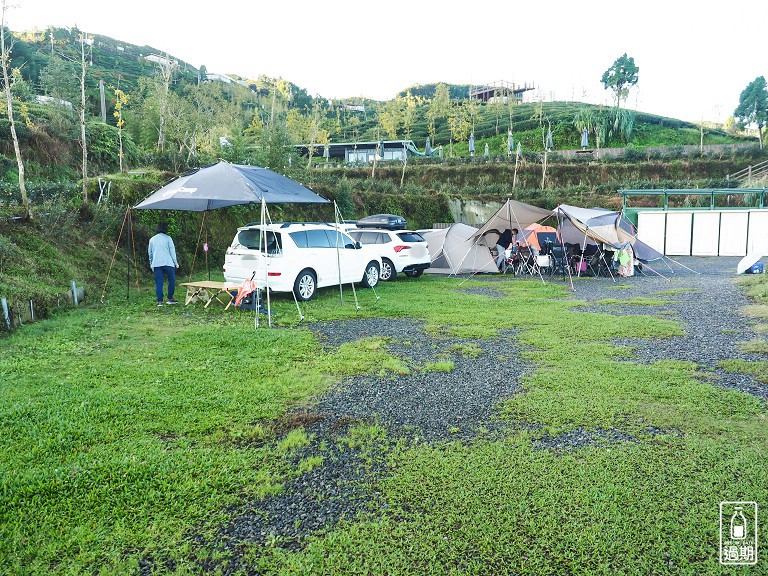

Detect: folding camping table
[180,281,241,309]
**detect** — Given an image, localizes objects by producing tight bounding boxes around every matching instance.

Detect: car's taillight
[267,271,281,277]
[394,245,410,253]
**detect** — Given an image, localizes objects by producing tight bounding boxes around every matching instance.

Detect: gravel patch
[214,257,767,568]
[565,256,768,401]
[533,428,636,451]
[222,318,532,555]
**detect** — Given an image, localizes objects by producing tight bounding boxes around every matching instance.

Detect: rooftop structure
[470,80,535,103]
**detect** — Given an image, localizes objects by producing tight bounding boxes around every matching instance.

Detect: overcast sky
[6,0,766,123]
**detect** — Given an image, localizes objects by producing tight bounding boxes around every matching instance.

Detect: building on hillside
[144,54,177,68]
[204,73,251,89]
[295,140,422,163]
[35,95,73,109]
[343,104,366,113]
[470,80,535,103]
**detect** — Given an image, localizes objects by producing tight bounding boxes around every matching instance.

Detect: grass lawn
[1,274,767,574]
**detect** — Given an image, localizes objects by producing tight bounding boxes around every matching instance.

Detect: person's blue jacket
[148,233,178,268]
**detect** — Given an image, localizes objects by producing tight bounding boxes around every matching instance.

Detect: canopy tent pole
[188,211,207,283]
[638,260,671,282]
[129,208,141,295]
[584,233,617,282]
[258,199,270,327]
[555,209,575,291]
[205,219,210,280]
[101,206,130,303]
[350,282,360,310]
[602,244,617,282]
[334,201,343,305]
[578,228,589,277]
[291,289,305,323]
[506,205,545,286]
[457,253,499,285]
[662,256,700,274]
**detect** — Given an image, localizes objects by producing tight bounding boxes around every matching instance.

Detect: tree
[1,0,31,219]
[601,53,639,108]
[401,91,420,140]
[154,55,178,151]
[426,83,450,142]
[379,97,403,139]
[79,33,88,209]
[734,76,768,149]
[113,87,129,172]
[447,101,470,155]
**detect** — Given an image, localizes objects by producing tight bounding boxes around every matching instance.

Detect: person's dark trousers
[153,266,176,303]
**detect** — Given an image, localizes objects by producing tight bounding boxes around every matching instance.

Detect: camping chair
[549,245,569,279]
[516,246,538,275]
[596,249,616,277]
[230,274,259,311]
[502,245,521,275]
[579,244,600,276]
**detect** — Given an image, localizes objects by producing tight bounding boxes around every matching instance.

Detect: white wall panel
[636,212,666,254]
[691,212,720,256]
[665,212,693,256]
[719,212,749,256]
[748,211,768,253]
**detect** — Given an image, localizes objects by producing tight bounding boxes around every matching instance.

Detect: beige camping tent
[422,223,499,275]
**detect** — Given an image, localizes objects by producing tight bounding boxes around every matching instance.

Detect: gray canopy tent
[105,161,333,326]
[556,204,691,282]
[133,160,330,211]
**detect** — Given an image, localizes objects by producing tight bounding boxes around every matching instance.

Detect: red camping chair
[233,274,257,308]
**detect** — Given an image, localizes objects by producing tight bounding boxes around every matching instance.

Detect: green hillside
[3,25,755,177]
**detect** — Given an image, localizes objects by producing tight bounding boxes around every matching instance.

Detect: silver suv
[347,228,431,281]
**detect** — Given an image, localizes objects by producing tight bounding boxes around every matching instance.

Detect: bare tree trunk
[512,147,520,193]
[99,79,106,123]
[400,147,407,187]
[371,143,378,178]
[1,3,31,219]
[80,33,88,208]
[118,128,123,173]
[156,56,176,151]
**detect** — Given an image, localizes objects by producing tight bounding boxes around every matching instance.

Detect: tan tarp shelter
[471,199,554,246]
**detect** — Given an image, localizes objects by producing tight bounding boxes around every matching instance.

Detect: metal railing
[727,159,768,186]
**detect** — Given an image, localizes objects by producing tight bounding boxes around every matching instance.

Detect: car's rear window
[397,232,425,243]
[237,229,282,252]
[290,229,357,249]
[351,231,385,245]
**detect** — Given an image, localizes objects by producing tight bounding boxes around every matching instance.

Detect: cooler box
[749,262,764,274]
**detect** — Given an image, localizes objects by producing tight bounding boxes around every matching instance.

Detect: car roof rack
[240,221,350,229]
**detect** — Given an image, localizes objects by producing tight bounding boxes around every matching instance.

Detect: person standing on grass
[495,228,518,271]
[148,222,179,307]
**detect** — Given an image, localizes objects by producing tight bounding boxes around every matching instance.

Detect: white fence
[636,210,768,256]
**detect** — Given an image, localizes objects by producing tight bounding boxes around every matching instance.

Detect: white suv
[223,222,382,300]
[347,228,431,281]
